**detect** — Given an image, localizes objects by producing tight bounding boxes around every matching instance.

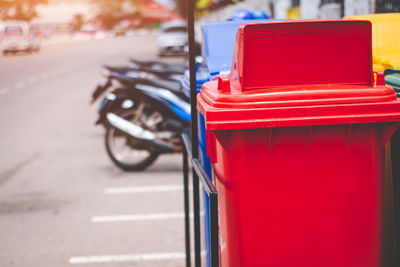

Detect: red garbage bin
[197,20,400,267]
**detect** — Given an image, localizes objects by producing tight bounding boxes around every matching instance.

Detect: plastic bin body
[180,19,270,267]
[385,68,400,96]
[385,68,400,264]
[345,13,400,71]
[197,20,400,266]
[211,125,388,266]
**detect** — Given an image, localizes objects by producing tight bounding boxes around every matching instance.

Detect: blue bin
[180,19,273,266]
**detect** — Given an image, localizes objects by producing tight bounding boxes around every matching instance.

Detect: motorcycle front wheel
[105,123,159,171]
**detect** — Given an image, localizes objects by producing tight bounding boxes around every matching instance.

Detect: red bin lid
[197,20,400,130]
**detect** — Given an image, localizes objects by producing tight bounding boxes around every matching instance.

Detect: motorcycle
[97,71,190,171]
[91,59,186,104]
[129,58,187,73]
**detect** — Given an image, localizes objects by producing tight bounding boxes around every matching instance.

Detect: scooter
[129,58,187,73]
[91,60,186,104]
[97,72,190,171]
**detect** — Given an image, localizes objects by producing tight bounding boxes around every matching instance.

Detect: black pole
[182,146,191,267]
[187,1,198,154]
[186,0,201,266]
[210,193,219,266]
[192,173,201,267]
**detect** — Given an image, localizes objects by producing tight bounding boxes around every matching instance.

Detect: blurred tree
[174,0,187,18]
[91,0,140,29]
[71,13,84,32]
[174,0,242,18]
[0,0,48,21]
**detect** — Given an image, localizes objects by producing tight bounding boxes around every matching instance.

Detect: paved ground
[0,36,189,266]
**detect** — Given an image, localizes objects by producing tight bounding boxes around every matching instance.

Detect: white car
[2,21,40,55]
[157,22,188,56]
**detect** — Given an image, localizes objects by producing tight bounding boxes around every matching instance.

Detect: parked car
[1,21,40,55]
[157,21,188,57]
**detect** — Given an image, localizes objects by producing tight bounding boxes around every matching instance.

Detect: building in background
[271,0,399,19]
[11,0,400,33]
[198,0,399,21]
[194,0,399,41]
[27,0,182,33]
[137,0,182,26]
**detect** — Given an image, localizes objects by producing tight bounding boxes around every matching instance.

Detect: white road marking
[0,87,10,96]
[49,70,58,76]
[14,81,26,90]
[27,77,37,84]
[92,212,192,223]
[104,184,188,194]
[69,252,185,264]
[40,72,49,80]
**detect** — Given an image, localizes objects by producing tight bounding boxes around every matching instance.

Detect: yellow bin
[346,13,400,267]
[345,13,400,71]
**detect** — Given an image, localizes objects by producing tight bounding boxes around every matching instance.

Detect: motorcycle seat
[104,65,133,74]
[137,78,181,93]
[110,74,188,101]
[104,64,184,77]
[129,58,187,73]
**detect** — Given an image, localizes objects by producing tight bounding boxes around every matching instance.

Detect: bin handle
[193,159,217,196]
[374,71,385,86]
[182,132,218,196]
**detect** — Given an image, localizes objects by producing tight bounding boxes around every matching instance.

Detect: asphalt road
[0,36,189,266]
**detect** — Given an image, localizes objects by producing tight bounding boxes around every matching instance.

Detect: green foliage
[0,0,48,22]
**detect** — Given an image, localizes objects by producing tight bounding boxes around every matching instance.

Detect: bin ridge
[199,82,396,108]
[228,20,372,91]
[196,19,400,267]
[197,20,400,131]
